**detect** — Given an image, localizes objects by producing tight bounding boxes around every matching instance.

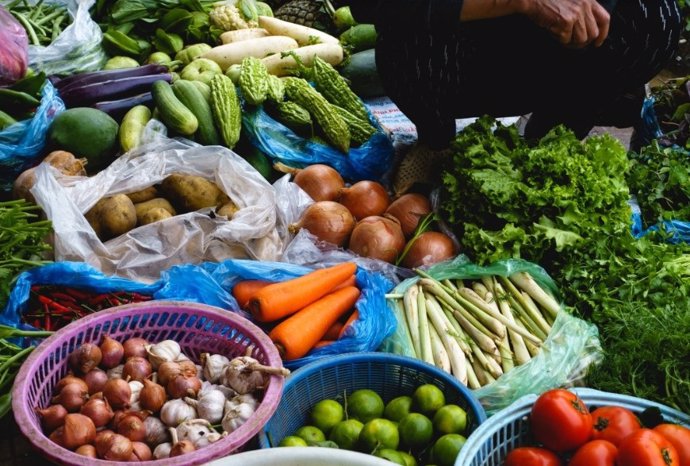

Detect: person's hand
[518,0,610,48]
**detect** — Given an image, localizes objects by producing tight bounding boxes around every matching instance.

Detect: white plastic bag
[30,136,284,282]
[1,0,107,76]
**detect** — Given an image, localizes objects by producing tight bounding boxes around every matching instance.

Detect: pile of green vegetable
[439,117,690,413]
[6,0,72,46]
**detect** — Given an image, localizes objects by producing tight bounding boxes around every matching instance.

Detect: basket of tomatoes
[454,387,690,466]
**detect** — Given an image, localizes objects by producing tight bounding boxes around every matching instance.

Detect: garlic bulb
[144,415,170,447]
[146,340,181,369]
[129,380,144,410]
[107,364,124,379]
[201,353,230,384]
[160,399,197,427]
[153,442,172,459]
[176,419,222,448]
[184,389,226,424]
[220,356,289,395]
[222,395,258,434]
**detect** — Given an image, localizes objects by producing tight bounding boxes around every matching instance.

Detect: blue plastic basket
[258,352,487,449]
[454,387,690,466]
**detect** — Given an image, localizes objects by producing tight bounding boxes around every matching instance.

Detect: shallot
[35,404,67,432]
[122,338,148,359]
[80,396,114,427]
[83,368,108,394]
[49,413,96,450]
[140,379,167,413]
[51,383,88,412]
[99,335,124,369]
[68,342,102,374]
[103,378,131,409]
[169,427,195,457]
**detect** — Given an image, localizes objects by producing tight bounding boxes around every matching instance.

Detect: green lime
[433,404,468,436]
[311,399,344,434]
[359,418,400,452]
[431,434,467,466]
[399,413,433,450]
[294,425,326,443]
[278,435,308,447]
[398,451,418,466]
[347,389,385,423]
[329,419,364,450]
[375,448,406,465]
[384,395,413,422]
[413,384,445,416]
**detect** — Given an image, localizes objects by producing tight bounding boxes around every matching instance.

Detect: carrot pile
[231,262,361,360]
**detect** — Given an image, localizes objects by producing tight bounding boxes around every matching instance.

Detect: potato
[134,198,176,225]
[160,173,230,213]
[139,207,173,225]
[127,186,159,204]
[217,201,239,219]
[85,194,137,241]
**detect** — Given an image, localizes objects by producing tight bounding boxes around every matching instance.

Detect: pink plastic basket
[11,300,285,466]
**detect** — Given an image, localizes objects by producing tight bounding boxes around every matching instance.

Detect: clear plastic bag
[29,135,286,282]
[2,0,107,76]
[0,5,28,85]
[380,255,603,415]
[0,80,65,191]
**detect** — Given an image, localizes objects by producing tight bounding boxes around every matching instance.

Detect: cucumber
[119,105,152,153]
[340,24,377,53]
[339,49,385,98]
[190,80,212,102]
[151,80,198,136]
[172,80,220,145]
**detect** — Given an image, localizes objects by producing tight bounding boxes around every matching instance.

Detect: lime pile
[279,384,470,466]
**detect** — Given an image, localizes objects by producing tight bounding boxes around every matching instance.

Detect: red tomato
[568,439,617,466]
[653,424,690,466]
[504,447,563,466]
[591,406,642,447]
[530,389,593,452]
[617,428,680,466]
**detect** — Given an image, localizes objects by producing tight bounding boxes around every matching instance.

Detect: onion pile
[36,336,289,461]
[290,170,456,267]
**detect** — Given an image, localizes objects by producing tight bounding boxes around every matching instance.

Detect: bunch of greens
[0,199,52,310]
[627,140,690,226]
[439,116,690,412]
[649,76,690,149]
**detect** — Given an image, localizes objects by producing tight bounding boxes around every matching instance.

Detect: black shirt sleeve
[337,0,464,30]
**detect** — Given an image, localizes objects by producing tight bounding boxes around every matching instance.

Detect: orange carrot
[314,340,335,348]
[333,274,357,291]
[324,321,344,340]
[338,309,359,339]
[269,286,360,360]
[250,262,357,322]
[232,280,271,309]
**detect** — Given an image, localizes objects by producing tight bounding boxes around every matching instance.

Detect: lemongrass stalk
[499,276,551,338]
[522,291,552,333]
[403,285,421,357]
[465,356,481,389]
[505,293,549,341]
[513,317,541,357]
[509,271,560,321]
[426,295,468,385]
[394,299,417,358]
[456,287,507,339]
[468,337,502,380]
[443,279,458,292]
[472,281,491,301]
[441,306,473,359]
[417,288,434,365]
[481,276,495,294]
[471,357,490,387]
[429,323,451,374]
[455,279,465,290]
[493,280,531,366]
[452,309,500,358]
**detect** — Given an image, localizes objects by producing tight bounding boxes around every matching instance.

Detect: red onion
[293,164,345,202]
[122,356,152,382]
[49,413,96,450]
[131,441,153,461]
[117,414,147,442]
[167,375,201,399]
[99,335,124,369]
[74,444,97,458]
[103,378,131,409]
[140,379,167,413]
[401,231,456,269]
[385,193,432,237]
[83,368,108,395]
[289,201,355,246]
[80,396,114,428]
[55,375,88,394]
[51,383,88,413]
[35,404,68,432]
[349,215,406,263]
[338,180,390,220]
[122,337,148,359]
[68,343,102,374]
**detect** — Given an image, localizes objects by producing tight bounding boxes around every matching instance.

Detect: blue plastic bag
[629,196,690,243]
[195,259,397,370]
[0,80,65,191]
[242,104,395,182]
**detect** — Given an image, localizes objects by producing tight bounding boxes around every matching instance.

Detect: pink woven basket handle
[12,300,285,466]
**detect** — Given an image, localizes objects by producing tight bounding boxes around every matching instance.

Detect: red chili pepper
[65,288,92,300]
[37,295,73,314]
[89,293,112,306]
[48,292,77,303]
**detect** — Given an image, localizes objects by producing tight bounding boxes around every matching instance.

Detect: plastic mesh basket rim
[11,300,285,466]
[454,387,690,466]
[258,352,488,449]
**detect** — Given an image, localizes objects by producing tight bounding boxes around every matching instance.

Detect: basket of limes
[258,352,487,466]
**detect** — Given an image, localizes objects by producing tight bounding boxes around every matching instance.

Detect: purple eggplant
[91,92,153,119]
[61,73,172,108]
[56,64,168,92]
